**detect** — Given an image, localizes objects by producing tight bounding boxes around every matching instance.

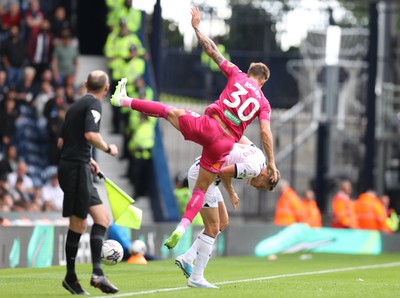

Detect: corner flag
[98,172,142,230]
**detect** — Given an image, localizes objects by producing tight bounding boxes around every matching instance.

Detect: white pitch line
[91,261,400,298]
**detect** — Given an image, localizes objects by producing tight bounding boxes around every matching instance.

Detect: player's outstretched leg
[90,274,119,294]
[111,78,174,118]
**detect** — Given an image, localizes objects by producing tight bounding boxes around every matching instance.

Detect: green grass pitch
[1,253,400,297]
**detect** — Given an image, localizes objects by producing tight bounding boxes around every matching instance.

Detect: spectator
[0,70,9,103]
[24,0,45,40]
[9,176,33,211]
[15,66,38,105]
[0,174,14,212]
[63,74,76,106]
[47,106,65,165]
[274,180,307,226]
[33,80,53,119]
[331,179,358,229]
[51,27,79,86]
[49,6,70,42]
[7,160,34,196]
[75,83,86,99]
[27,19,54,81]
[43,85,65,122]
[0,144,19,177]
[301,189,322,227]
[1,1,21,33]
[354,190,391,233]
[41,173,63,211]
[39,68,56,87]
[2,25,26,87]
[0,191,14,212]
[0,94,18,148]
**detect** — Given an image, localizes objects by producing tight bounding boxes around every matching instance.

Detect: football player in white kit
[176,136,279,288]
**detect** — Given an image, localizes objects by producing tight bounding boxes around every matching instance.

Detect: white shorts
[187,162,223,208]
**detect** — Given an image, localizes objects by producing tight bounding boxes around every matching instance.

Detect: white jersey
[187,143,266,208]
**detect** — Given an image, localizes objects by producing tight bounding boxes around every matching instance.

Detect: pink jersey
[204,59,271,142]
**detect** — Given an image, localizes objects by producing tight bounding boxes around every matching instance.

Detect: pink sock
[124,98,174,119]
[182,188,205,223]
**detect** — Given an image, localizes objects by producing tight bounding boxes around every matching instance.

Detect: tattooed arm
[191,7,224,66]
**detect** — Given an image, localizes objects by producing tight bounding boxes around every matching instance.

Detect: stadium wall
[1,224,400,269]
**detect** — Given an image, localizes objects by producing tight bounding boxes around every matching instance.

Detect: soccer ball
[101,240,124,265]
[129,240,147,256]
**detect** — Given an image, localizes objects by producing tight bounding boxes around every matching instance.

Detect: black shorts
[58,160,102,219]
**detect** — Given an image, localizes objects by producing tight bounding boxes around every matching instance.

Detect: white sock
[182,229,205,264]
[190,233,215,281]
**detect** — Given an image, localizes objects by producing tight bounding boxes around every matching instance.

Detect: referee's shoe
[62,279,90,295]
[90,274,119,294]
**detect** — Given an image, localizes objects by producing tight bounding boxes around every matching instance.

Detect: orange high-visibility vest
[303,200,322,227]
[274,187,306,226]
[331,191,358,228]
[354,192,390,232]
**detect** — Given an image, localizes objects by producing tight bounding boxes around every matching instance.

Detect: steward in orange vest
[302,189,322,227]
[354,191,391,233]
[274,180,306,226]
[331,180,358,228]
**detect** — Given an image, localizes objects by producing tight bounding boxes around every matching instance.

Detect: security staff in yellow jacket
[104,20,145,133]
[121,77,153,160]
[106,0,142,33]
[128,113,156,198]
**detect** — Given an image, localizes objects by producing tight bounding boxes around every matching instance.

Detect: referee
[58,70,119,295]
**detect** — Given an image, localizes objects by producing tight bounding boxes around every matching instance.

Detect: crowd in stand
[274,179,399,233]
[0,0,80,214]
[0,0,156,217]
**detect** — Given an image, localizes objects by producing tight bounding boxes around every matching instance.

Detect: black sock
[90,223,107,276]
[65,229,81,281]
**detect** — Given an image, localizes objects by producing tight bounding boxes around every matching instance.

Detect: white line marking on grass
[91,261,400,298]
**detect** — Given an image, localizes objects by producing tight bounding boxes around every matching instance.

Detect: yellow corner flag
[101,174,142,230]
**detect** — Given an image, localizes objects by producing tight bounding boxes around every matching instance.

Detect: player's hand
[267,162,279,183]
[229,192,240,212]
[191,7,201,29]
[108,144,119,157]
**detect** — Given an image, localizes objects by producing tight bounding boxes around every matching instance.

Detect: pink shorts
[179,110,234,173]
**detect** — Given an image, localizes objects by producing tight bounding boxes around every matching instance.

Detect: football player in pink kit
[111,6,278,254]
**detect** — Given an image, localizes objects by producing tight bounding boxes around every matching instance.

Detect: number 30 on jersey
[223,82,260,122]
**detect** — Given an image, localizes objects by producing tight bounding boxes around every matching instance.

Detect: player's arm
[220,175,239,211]
[191,7,224,67]
[259,120,278,182]
[85,131,118,156]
